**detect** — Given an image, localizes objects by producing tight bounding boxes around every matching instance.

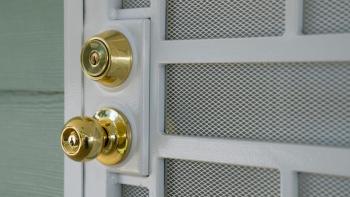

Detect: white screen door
[64,0,350,196]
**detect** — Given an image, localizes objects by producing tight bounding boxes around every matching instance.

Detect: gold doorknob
[60,108,132,165]
[81,30,132,87]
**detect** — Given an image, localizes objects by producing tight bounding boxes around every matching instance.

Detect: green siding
[0,0,64,196]
[0,0,63,92]
[0,92,63,197]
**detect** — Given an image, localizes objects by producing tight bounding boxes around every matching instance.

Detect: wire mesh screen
[165,159,280,197]
[165,62,350,147]
[122,0,150,9]
[299,172,350,197]
[166,0,286,40]
[303,0,350,34]
[122,185,149,197]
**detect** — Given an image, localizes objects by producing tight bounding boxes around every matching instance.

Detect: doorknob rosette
[80,30,133,87]
[61,108,132,165]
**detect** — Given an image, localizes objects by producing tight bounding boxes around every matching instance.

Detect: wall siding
[0,0,63,196]
[0,0,63,92]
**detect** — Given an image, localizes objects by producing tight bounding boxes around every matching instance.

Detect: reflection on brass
[81,30,133,87]
[61,108,132,165]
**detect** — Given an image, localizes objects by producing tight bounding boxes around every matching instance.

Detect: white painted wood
[64,0,84,197]
[65,0,350,197]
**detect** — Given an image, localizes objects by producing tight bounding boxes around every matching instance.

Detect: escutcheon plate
[94,108,132,165]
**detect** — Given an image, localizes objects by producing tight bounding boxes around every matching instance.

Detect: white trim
[112,8,152,19]
[156,135,350,177]
[154,35,350,64]
[64,0,84,196]
[285,0,304,36]
[281,170,299,197]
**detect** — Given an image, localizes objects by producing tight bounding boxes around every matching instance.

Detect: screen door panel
[166,0,286,40]
[122,0,150,9]
[165,62,350,147]
[122,185,149,197]
[303,0,350,35]
[165,159,280,197]
[65,0,350,197]
[299,172,350,197]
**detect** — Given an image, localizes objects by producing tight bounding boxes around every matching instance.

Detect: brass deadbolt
[61,108,132,165]
[81,30,133,87]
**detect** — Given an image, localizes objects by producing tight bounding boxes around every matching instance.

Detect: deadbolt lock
[81,30,132,87]
[60,108,132,165]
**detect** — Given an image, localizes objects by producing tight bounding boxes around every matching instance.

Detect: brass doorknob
[60,108,132,165]
[80,30,132,87]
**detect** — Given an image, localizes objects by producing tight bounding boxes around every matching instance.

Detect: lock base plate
[93,108,132,165]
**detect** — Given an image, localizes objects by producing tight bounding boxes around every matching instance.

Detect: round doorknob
[80,30,133,87]
[60,108,132,165]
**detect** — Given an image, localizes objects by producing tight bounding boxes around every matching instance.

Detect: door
[63,0,350,197]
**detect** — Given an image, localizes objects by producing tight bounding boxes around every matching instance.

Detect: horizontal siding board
[0,0,63,91]
[0,92,63,197]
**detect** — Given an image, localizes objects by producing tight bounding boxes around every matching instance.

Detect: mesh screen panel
[303,0,350,34]
[299,173,350,197]
[122,0,150,9]
[166,0,286,40]
[122,185,149,197]
[165,159,280,197]
[165,62,350,147]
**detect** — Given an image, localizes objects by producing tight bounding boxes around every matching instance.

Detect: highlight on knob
[61,117,105,162]
[60,108,132,165]
[80,30,133,87]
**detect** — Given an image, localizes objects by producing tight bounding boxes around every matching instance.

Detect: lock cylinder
[81,30,132,87]
[61,108,132,165]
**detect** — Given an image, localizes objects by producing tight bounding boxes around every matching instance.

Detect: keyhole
[89,51,100,66]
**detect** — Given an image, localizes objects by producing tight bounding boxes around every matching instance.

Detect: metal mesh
[299,172,350,197]
[166,0,286,40]
[303,0,350,34]
[165,62,350,147]
[122,185,149,197]
[122,0,150,9]
[165,159,280,197]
